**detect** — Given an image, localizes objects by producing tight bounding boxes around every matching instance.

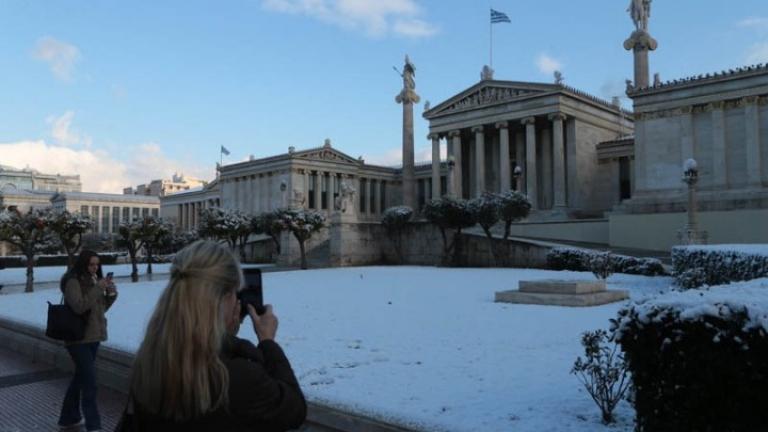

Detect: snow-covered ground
[0,266,673,431]
[0,263,173,286]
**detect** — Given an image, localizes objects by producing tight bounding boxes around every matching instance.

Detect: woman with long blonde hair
[121,240,306,431]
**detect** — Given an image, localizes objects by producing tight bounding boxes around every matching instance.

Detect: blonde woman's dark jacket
[63,275,117,344]
[128,336,307,432]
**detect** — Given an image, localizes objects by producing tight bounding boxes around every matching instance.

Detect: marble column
[515,130,526,193]
[540,128,552,209]
[711,101,728,188]
[472,126,485,196]
[549,113,567,208]
[449,130,463,198]
[496,122,511,193]
[325,172,333,214]
[522,117,538,209]
[303,170,310,210]
[429,133,441,199]
[314,172,323,211]
[744,96,762,187]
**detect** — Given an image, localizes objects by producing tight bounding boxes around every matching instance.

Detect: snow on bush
[672,244,768,289]
[547,247,666,277]
[613,279,768,431]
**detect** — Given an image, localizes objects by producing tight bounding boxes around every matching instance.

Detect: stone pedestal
[495,279,628,307]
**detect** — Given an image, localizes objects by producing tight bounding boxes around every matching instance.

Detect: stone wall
[609,208,768,251]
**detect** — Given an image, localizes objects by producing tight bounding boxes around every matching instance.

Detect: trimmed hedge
[614,286,768,431]
[546,247,667,276]
[672,246,768,289]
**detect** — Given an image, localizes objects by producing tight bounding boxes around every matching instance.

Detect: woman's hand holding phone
[248,304,278,342]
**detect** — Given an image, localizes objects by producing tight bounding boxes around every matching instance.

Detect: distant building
[160,179,220,231]
[0,164,81,193]
[51,192,160,235]
[0,188,56,213]
[124,173,207,197]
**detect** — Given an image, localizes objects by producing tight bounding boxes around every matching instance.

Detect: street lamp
[513,165,523,192]
[678,158,707,245]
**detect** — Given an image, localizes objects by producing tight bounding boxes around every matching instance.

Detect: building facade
[0,164,81,193]
[216,139,449,223]
[124,173,207,197]
[51,192,160,235]
[423,78,633,217]
[160,179,221,231]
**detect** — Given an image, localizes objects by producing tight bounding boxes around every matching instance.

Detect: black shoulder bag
[45,295,90,341]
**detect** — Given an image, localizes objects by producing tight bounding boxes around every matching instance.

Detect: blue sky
[1,0,767,192]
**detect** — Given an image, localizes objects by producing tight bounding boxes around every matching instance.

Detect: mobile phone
[106,272,114,280]
[238,268,264,319]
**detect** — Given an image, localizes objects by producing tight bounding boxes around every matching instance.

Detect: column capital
[547,112,567,122]
[448,130,462,138]
[495,121,509,129]
[710,101,725,111]
[744,95,760,105]
[521,116,536,125]
[471,125,484,134]
[427,132,440,140]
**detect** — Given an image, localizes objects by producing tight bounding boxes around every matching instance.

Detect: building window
[91,206,100,232]
[369,180,376,213]
[112,207,120,233]
[359,178,367,213]
[440,176,447,196]
[417,179,425,211]
[142,208,149,218]
[102,207,110,234]
[321,174,327,210]
[380,181,387,211]
[619,157,632,201]
[152,208,159,218]
[132,207,140,221]
[81,205,89,216]
[122,207,130,224]
[308,174,316,209]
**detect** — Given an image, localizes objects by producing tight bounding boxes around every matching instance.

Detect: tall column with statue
[624,0,657,89]
[395,55,420,210]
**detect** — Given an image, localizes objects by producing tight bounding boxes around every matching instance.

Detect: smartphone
[106,272,114,280]
[238,268,264,319]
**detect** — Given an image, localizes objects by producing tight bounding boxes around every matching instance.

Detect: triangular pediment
[294,147,360,165]
[424,80,558,118]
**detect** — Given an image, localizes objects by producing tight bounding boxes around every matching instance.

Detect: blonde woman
[123,240,306,431]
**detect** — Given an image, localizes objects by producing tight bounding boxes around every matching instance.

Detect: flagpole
[489,8,493,68]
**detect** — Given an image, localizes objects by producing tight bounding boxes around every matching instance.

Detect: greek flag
[491,8,511,24]
[220,145,231,156]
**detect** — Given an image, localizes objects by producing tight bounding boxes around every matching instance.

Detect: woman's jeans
[58,342,101,431]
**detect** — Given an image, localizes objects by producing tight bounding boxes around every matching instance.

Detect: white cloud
[738,17,768,30]
[32,37,81,81]
[46,111,91,147]
[262,0,438,38]
[536,53,562,75]
[746,42,768,64]
[0,117,211,193]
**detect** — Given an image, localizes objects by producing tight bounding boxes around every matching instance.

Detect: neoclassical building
[0,164,81,193]
[423,77,633,217]
[213,139,449,223]
[50,192,160,234]
[160,179,221,231]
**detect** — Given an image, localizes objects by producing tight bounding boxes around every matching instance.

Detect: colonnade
[428,112,569,210]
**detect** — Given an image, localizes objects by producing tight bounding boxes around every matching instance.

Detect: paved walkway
[0,346,126,432]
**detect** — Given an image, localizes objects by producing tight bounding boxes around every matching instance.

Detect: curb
[0,317,419,432]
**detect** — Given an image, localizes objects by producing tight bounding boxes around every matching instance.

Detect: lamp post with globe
[513,165,523,193]
[678,158,707,245]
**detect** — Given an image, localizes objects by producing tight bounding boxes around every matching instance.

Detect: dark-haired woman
[58,250,118,432]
